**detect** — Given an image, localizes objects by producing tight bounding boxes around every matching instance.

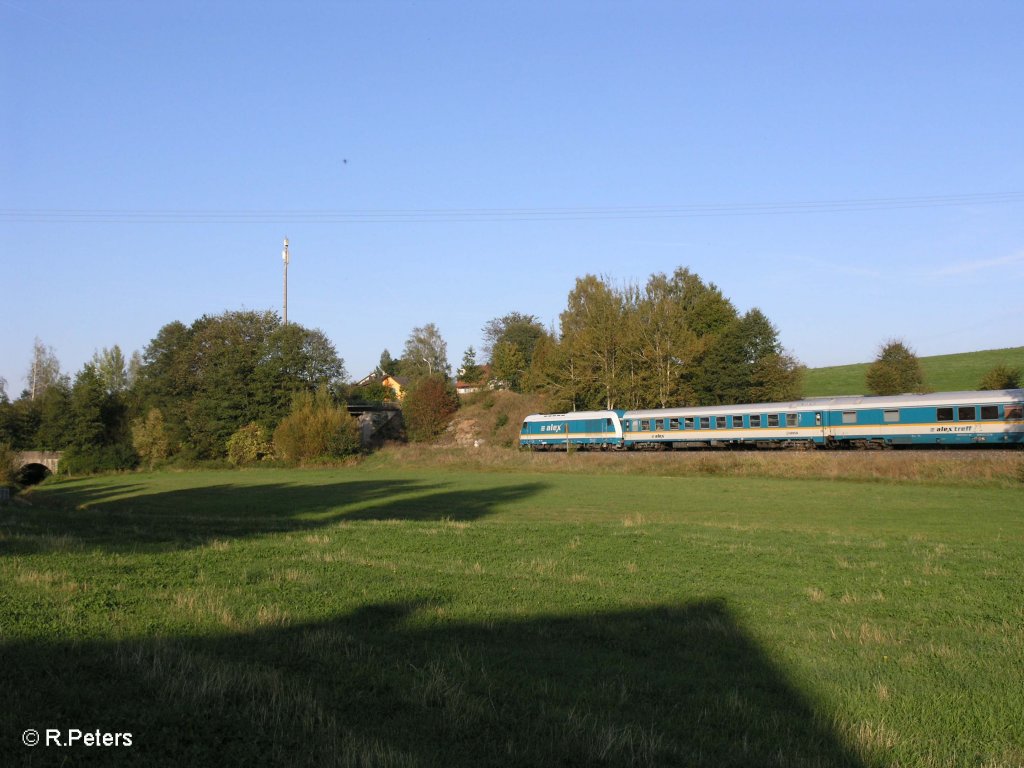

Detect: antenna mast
[282,237,290,325]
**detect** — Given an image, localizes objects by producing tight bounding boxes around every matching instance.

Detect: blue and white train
[520,389,1024,450]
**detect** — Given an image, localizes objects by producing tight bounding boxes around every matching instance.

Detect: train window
[641,419,650,431]
[521,422,529,433]
[655,419,665,431]
[1005,406,1022,420]
[750,414,761,427]
[842,411,857,424]
[606,418,614,429]
[732,416,744,428]
[669,418,679,430]
[883,409,899,423]
[957,407,976,421]
[684,417,695,429]
[785,413,798,427]
[980,406,998,420]
[715,416,726,429]
[699,417,710,429]
[767,414,780,427]
[937,408,953,422]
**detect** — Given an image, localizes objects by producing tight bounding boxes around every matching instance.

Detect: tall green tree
[61,362,136,473]
[749,352,805,403]
[255,323,347,422]
[559,275,626,410]
[482,313,547,372]
[35,381,73,451]
[134,310,347,460]
[182,310,280,457]
[628,273,701,408]
[378,349,397,376]
[490,341,526,391]
[135,320,193,451]
[522,333,583,409]
[92,345,129,395]
[689,308,798,405]
[458,346,484,385]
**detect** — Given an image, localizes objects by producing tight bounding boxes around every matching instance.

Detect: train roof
[523,410,619,423]
[623,389,1024,419]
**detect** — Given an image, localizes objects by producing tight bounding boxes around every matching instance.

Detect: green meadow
[802,346,1024,397]
[2,462,1023,767]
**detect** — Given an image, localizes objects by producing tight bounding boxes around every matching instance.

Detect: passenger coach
[520,390,1024,450]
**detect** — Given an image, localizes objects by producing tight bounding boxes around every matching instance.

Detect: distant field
[803,346,1024,397]
[3,464,1023,767]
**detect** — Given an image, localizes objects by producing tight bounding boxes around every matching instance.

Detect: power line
[2,191,1022,224]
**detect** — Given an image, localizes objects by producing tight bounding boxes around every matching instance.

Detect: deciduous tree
[92,345,128,395]
[865,339,926,395]
[402,374,459,442]
[482,313,547,371]
[134,310,347,459]
[25,338,63,401]
[490,341,526,391]
[559,275,626,409]
[401,323,450,379]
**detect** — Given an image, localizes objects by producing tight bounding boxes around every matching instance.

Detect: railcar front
[519,411,624,450]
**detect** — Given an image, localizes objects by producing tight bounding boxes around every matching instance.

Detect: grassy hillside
[803,346,1024,397]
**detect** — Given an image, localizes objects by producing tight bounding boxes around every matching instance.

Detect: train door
[815,411,826,444]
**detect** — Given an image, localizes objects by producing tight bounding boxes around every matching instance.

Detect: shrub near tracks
[2,467,1022,767]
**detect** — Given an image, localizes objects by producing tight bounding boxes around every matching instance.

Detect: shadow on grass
[0,478,547,555]
[1,600,868,768]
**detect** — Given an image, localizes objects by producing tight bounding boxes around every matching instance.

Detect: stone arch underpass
[15,451,62,483]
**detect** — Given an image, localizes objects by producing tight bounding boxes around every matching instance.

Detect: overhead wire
[2,191,1022,224]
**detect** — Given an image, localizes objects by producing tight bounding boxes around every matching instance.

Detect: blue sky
[2,1,1022,393]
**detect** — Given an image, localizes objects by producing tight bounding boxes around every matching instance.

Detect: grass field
[2,458,1023,767]
[802,346,1024,397]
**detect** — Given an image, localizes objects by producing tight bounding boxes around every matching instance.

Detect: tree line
[3,265,1018,476]
[450,268,804,412]
[0,312,358,472]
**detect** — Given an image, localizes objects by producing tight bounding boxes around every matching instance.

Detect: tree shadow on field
[0,478,547,555]
[0,600,870,768]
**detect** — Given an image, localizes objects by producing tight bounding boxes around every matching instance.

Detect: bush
[60,443,138,475]
[226,423,275,465]
[0,442,18,486]
[402,375,460,442]
[979,364,1022,391]
[865,339,927,395]
[132,408,172,469]
[273,388,360,464]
